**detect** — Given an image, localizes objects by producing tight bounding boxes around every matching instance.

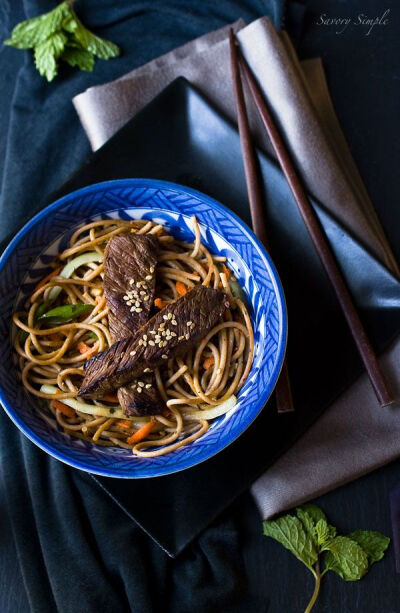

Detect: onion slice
[183,394,237,420]
[48,252,103,301]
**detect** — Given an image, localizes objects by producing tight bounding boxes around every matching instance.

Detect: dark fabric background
[0,1,399,612]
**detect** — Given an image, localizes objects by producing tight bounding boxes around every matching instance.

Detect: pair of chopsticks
[229,29,394,409]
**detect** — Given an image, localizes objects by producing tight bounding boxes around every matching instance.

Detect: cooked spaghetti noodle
[13,217,254,457]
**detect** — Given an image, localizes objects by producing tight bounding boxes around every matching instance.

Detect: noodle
[13,217,254,457]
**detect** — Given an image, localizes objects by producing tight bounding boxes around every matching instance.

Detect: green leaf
[69,8,120,59]
[263,515,318,569]
[38,303,93,324]
[324,536,369,581]
[296,505,336,548]
[4,2,69,49]
[299,504,327,525]
[315,518,336,548]
[295,508,317,542]
[61,45,95,72]
[347,530,390,565]
[34,31,68,81]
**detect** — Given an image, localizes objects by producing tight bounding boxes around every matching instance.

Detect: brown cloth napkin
[73,17,400,519]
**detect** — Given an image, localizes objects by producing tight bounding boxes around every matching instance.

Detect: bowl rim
[0,178,287,478]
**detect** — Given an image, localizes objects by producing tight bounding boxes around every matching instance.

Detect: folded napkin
[73,16,400,520]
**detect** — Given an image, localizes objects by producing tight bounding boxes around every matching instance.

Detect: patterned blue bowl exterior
[0,180,287,478]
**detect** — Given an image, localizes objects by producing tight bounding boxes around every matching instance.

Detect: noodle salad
[13,217,254,457]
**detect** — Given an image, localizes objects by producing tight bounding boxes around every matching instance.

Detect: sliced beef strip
[79,286,229,398]
[104,233,159,341]
[103,232,163,415]
[118,373,164,417]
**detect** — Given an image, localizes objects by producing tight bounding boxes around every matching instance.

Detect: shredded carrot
[222,264,232,280]
[130,228,137,233]
[154,298,168,309]
[127,420,156,444]
[176,281,188,296]
[77,341,96,356]
[203,356,215,370]
[104,393,119,403]
[51,399,76,418]
[115,419,132,429]
[34,266,62,291]
[95,295,103,304]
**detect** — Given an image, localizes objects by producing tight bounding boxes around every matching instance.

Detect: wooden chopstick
[232,31,394,407]
[229,29,294,413]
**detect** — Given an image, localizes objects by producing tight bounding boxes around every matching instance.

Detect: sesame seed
[130,350,136,356]
[159,323,166,329]
[149,340,155,346]
[185,333,190,340]
[143,335,147,341]
[144,296,149,301]
[171,320,177,326]
[163,315,168,320]
[137,387,142,393]
[138,339,143,346]
[143,368,151,373]
[137,308,143,312]
[161,354,168,359]
[150,330,156,335]
[171,332,177,337]
[178,335,184,341]
[140,290,145,295]
[123,296,129,301]
[130,307,136,312]
[135,300,140,307]
[167,313,172,320]
[138,381,144,387]
[145,274,152,281]
[187,321,192,327]
[143,341,147,347]
[190,323,195,329]
[129,279,134,285]
[136,282,141,288]
[145,383,152,389]
[150,266,155,273]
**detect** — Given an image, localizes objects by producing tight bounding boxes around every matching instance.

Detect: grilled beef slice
[103,232,163,415]
[118,373,164,416]
[79,286,229,398]
[104,233,159,340]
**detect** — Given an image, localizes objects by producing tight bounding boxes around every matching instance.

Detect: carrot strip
[77,341,97,357]
[104,393,119,403]
[130,228,137,233]
[203,356,215,370]
[154,298,168,309]
[222,264,232,280]
[51,399,76,418]
[176,281,188,296]
[127,420,156,444]
[115,419,132,429]
[34,266,62,291]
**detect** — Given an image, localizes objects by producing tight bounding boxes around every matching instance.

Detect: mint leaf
[34,31,67,81]
[296,505,336,548]
[347,530,390,565]
[324,536,369,581]
[315,519,337,548]
[296,507,316,541]
[69,9,120,59]
[263,515,318,569]
[4,2,69,49]
[299,504,327,525]
[61,45,95,72]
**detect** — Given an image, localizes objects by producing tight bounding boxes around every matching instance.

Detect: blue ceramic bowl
[0,179,287,478]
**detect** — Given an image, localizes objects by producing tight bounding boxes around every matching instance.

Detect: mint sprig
[4,0,120,81]
[263,504,389,612]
